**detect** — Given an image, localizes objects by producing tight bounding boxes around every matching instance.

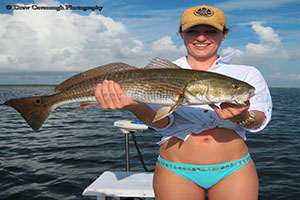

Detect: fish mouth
[232,91,255,105]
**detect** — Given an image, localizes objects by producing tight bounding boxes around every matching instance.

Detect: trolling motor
[114,120,149,134]
[113,120,149,172]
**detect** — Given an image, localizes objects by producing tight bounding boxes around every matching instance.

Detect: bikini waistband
[157,153,251,172]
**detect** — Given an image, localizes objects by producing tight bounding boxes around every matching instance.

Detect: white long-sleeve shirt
[153,55,272,145]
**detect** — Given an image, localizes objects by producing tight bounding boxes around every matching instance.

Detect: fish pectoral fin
[153,105,177,123]
[152,96,184,122]
[80,101,99,108]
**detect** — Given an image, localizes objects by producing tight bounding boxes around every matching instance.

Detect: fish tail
[4,96,53,131]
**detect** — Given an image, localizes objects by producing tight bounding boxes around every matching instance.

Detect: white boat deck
[83,171,154,200]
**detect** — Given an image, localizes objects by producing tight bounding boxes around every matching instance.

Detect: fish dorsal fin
[145,57,181,69]
[55,62,137,92]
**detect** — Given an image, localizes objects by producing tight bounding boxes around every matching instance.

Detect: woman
[95,5,272,200]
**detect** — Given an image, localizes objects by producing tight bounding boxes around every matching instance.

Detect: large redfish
[3,58,255,130]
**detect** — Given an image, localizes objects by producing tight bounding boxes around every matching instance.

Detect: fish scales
[42,68,192,110]
[58,68,189,105]
[108,69,191,104]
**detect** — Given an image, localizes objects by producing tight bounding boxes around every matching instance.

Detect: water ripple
[1,87,300,199]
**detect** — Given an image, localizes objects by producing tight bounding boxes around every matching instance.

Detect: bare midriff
[158,127,249,165]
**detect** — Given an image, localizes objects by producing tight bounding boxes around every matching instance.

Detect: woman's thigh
[153,163,206,200]
[208,160,259,200]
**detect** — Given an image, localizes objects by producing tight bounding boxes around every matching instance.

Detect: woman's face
[180,25,227,61]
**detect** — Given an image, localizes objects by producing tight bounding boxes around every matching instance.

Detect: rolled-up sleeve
[244,67,272,132]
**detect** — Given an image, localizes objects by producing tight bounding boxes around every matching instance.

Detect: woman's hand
[95,80,139,111]
[209,101,250,123]
[209,101,266,128]
[94,80,170,129]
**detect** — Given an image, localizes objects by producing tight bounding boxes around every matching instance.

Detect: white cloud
[151,36,186,59]
[266,72,300,87]
[221,47,245,57]
[221,21,288,64]
[221,21,300,87]
[268,73,300,81]
[249,21,280,45]
[0,2,184,72]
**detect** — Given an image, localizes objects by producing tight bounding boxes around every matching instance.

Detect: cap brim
[182,21,224,32]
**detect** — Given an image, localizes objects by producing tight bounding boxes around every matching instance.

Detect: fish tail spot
[4,96,52,131]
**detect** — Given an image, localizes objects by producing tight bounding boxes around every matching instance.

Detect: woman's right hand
[95,80,170,129]
[94,80,139,111]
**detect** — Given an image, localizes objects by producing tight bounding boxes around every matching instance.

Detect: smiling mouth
[194,43,209,47]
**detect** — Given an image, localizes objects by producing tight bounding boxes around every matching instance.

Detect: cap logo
[194,7,214,17]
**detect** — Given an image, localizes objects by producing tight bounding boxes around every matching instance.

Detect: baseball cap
[180,5,227,32]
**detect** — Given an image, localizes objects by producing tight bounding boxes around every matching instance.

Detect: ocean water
[0,87,299,199]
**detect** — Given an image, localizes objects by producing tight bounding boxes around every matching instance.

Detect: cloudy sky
[0,0,299,87]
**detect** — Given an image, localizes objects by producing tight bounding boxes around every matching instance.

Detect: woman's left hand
[209,100,250,123]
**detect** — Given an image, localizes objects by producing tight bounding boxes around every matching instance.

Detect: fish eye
[35,98,42,105]
[232,84,240,89]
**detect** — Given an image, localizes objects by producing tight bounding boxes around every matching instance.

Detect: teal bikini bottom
[157,153,251,189]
